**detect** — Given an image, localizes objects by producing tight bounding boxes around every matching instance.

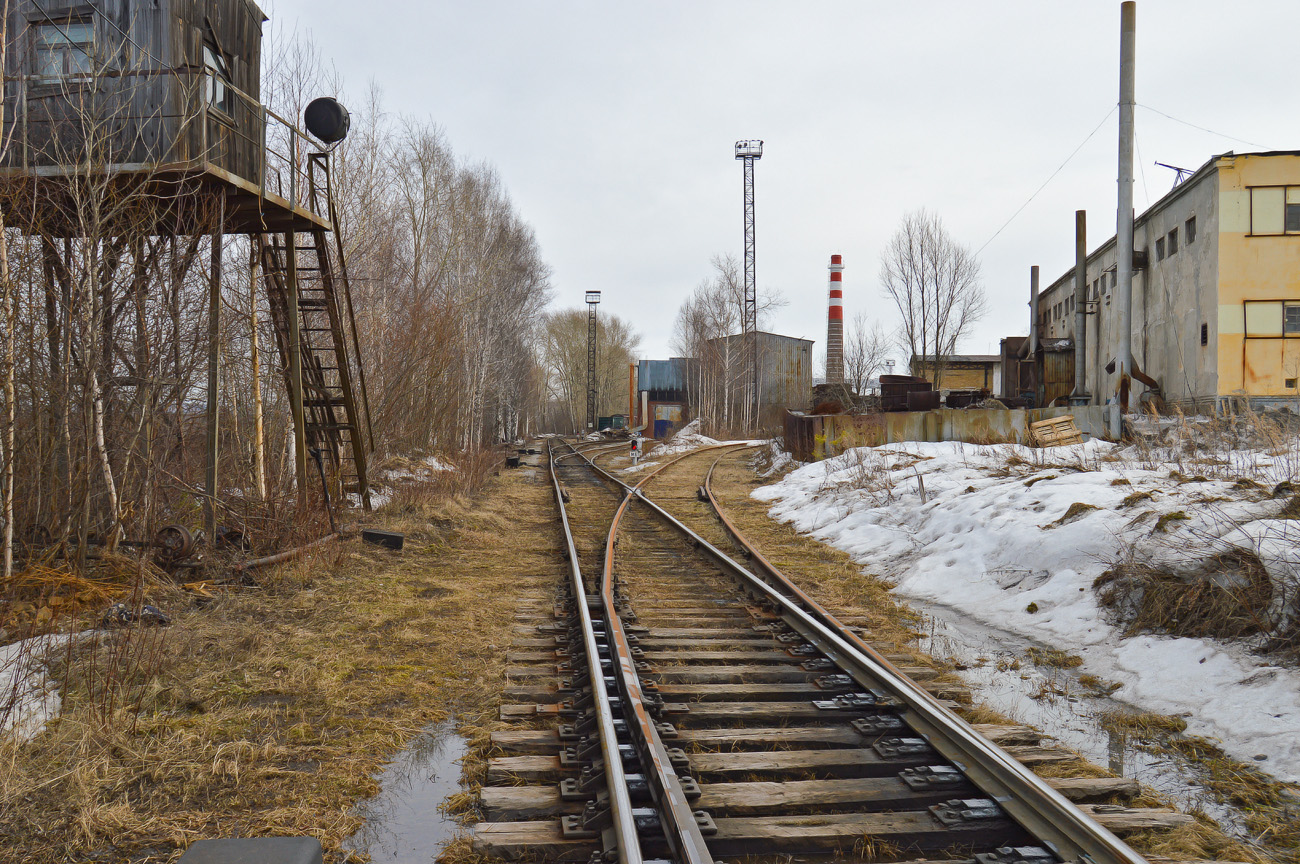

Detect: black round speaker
[304,97,350,144]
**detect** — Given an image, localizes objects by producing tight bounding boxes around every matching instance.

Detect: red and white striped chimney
[827,254,845,385]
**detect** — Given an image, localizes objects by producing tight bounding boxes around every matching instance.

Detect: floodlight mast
[735,139,763,432]
[586,291,601,432]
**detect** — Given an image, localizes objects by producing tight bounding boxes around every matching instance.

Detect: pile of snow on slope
[753,439,1300,782]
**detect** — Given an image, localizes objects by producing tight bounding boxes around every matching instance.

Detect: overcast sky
[265,0,1299,368]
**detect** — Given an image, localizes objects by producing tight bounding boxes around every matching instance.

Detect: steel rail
[578,443,1150,864]
[563,439,746,864]
[546,439,642,863]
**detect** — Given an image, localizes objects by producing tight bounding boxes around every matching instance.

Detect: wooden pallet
[1030,414,1083,447]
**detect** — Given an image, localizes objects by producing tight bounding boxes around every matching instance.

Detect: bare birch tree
[879,210,986,390]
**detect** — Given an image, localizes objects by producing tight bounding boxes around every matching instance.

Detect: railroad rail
[474,439,1183,862]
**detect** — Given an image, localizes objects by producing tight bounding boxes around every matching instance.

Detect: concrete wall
[785,406,1111,461]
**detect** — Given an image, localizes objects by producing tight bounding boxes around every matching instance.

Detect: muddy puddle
[910,598,1244,832]
[343,719,468,863]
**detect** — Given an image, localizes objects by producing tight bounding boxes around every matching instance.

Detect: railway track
[473,439,1193,863]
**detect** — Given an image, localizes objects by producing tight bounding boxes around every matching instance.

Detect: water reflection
[344,719,468,863]
[912,599,1242,831]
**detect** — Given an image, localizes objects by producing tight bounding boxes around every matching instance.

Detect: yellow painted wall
[1217,154,1300,396]
[915,364,993,390]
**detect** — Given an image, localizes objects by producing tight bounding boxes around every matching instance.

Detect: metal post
[1071,210,1090,404]
[1029,265,1040,356]
[286,232,308,506]
[585,291,600,433]
[736,140,762,432]
[1113,0,1137,439]
[204,200,225,541]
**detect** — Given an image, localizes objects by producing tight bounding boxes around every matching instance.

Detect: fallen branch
[232,534,340,574]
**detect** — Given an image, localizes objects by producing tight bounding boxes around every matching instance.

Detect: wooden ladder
[260,206,372,508]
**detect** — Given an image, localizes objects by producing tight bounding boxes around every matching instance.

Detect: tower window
[1200,323,1208,346]
[34,20,94,78]
[1185,216,1196,244]
[204,43,232,114]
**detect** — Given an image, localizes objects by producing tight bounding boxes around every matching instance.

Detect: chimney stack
[827,254,845,385]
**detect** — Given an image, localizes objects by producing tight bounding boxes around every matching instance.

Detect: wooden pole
[286,231,308,507]
[204,200,225,541]
[249,236,266,500]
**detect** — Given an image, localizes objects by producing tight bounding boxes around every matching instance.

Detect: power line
[1137,103,1270,150]
[976,105,1116,256]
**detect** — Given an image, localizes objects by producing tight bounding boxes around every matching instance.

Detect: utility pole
[1070,210,1091,405]
[585,291,600,433]
[735,139,762,431]
[1113,0,1136,439]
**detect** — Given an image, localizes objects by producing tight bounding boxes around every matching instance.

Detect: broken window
[34,20,94,78]
[1155,237,1165,260]
[1168,227,1178,255]
[204,43,232,114]
[1186,216,1196,244]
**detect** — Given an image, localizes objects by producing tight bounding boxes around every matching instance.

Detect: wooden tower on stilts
[1,0,373,545]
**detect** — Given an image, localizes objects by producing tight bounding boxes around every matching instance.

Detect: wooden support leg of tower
[285,231,308,509]
[205,203,224,542]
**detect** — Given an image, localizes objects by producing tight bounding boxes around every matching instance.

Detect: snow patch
[754,439,1300,782]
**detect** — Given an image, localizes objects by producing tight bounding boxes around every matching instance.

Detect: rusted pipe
[233,533,339,573]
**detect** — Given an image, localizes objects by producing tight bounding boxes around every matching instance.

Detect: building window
[1168,227,1178,255]
[1200,323,1208,346]
[1110,272,1117,289]
[1287,303,1300,335]
[33,19,94,78]
[1186,216,1196,244]
[1289,378,1298,389]
[203,43,232,114]
[1155,237,1165,260]
[1249,186,1300,235]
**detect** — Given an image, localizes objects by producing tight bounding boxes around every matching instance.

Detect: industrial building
[709,331,814,430]
[1034,150,1300,412]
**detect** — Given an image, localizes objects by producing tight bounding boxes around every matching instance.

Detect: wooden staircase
[259,152,373,508]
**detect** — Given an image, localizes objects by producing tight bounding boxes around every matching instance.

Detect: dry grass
[0,461,559,863]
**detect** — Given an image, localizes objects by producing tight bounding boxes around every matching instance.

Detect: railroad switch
[873,737,934,758]
[929,798,1004,827]
[899,765,966,791]
[852,715,905,736]
[696,485,708,502]
[974,846,1056,864]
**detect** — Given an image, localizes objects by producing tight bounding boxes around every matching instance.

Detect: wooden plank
[677,725,864,748]
[481,785,578,820]
[645,627,770,638]
[972,724,1041,746]
[491,729,560,754]
[650,666,816,684]
[1048,776,1141,803]
[688,748,931,778]
[707,811,1023,856]
[1078,804,1195,834]
[697,776,976,816]
[486,755,573,783]
[657,682,852,701]
[643,649,815,663]
[470,820,591,861]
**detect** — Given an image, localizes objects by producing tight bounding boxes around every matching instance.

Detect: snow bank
[653,419,722,456]
[2,632,89,743]
[754,439,1300,782]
